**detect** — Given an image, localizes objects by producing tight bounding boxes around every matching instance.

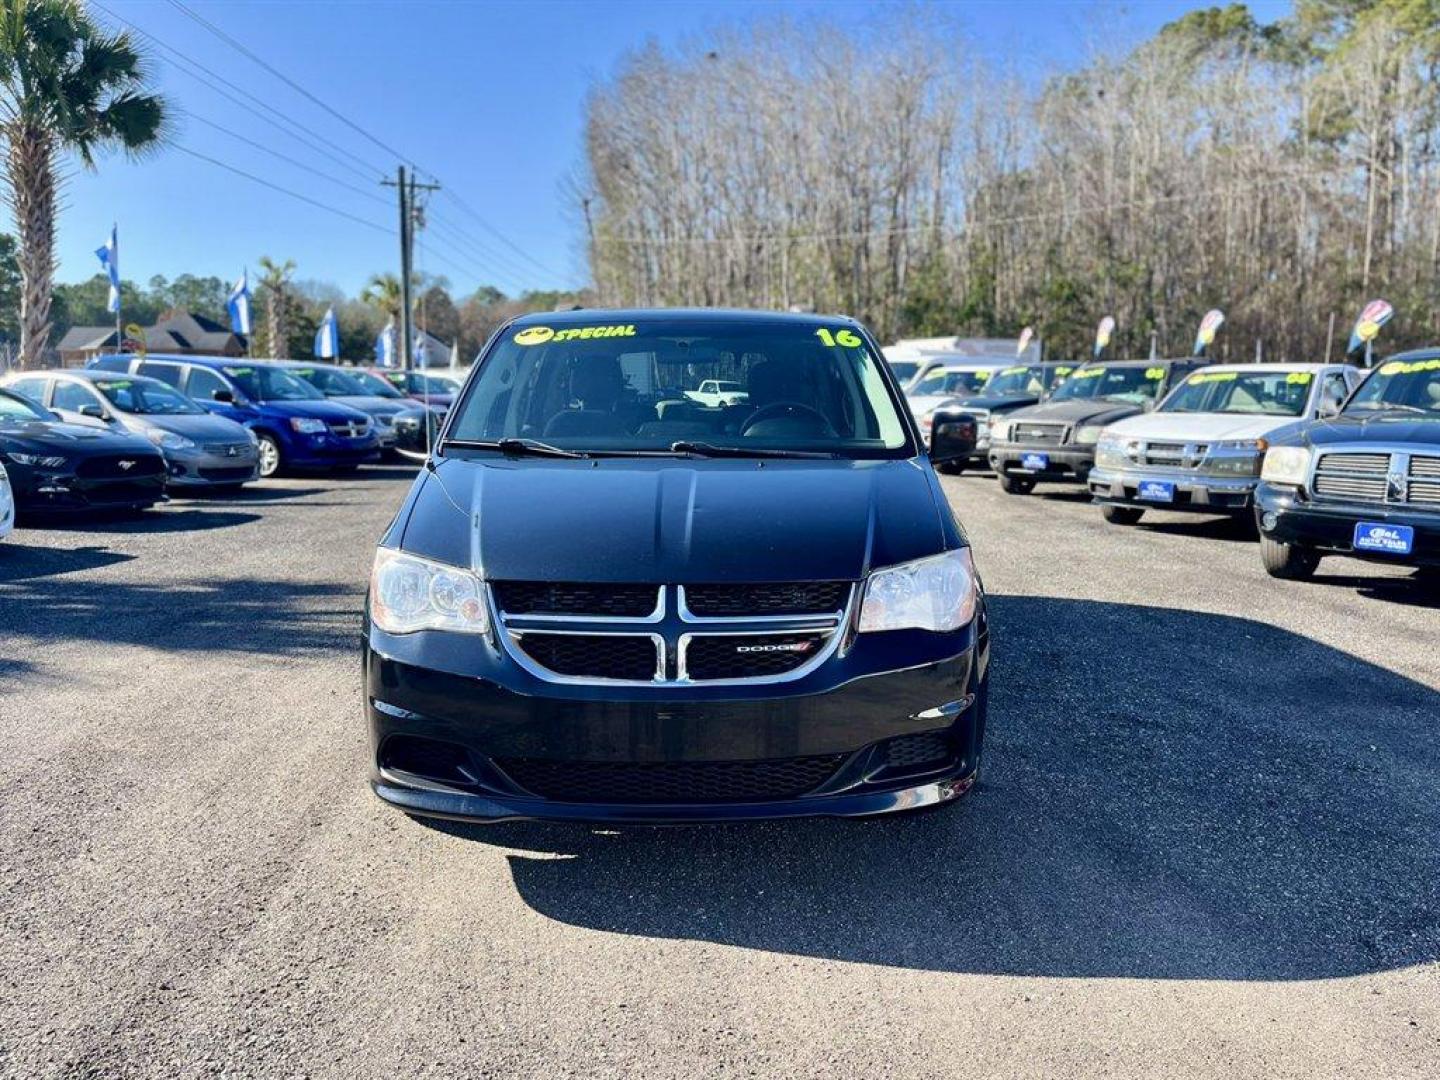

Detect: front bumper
[1255,482,1440,567]
[1089,467,1257,513]
[285,434,382,469]
[6,463,166,513]
[989,441,1095,484]
[364,618,989,824]
[165,449,261,488]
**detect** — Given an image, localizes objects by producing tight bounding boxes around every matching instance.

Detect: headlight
[5,452,66,468]
[858,548,977,634]
[290,417,327,434]
[1095,435,1132,469]
[1206,439,1265,475]
[370,548,489,635]
[990,420,1011,442]
[1261,445,1312,486]
[147,430,197,451]
[1074,424,1104,445]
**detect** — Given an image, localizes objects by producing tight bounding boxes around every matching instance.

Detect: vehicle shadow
[0,544,135,582]
[426,595,1440,981]
[1034,489,1093,504]
[172,485,328,504]
[1132,514,1258,544]
[1316,570,1439,608]
[18,509,261,535]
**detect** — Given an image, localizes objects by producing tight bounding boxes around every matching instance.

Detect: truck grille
[1011,422,1067,445]
[1140,441,1209,468]
[492,581,660,618]
[1312,450,1440,506]
[495,754,845,803]
[683,632,831,680]
[511,633,660,682]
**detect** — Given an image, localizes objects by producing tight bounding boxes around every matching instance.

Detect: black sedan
[0,386,167,516]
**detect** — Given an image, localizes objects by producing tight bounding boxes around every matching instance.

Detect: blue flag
[314,306,340,359]
[227,270,252,336]
[95,225,120,314]
[375,319,397,367]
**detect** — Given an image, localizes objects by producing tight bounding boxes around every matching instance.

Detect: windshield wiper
[1349,403,1428,415]
[444,438,587,458]
[667,441,835,459]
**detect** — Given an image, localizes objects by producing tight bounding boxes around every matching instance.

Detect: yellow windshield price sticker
[1000,366,1028,376]
[225,368,253,376]
[514,324,638,346]
[1145,367,1166,380]
[1054,366,1073,377]
[1379,357,1440,375]
[1286,372,1313,385]
[98,380,131,390]
[1189,371,1237,384]
[1073,367,1106,378]
[975,370,990,381]
[815,328,862,348]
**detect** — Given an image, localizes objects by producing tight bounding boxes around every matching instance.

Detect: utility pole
[383,166,440,371]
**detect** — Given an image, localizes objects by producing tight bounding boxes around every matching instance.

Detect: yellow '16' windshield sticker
[1188,371,1237,384]
[1379,357,1440,375]
[814,327,862,348]
[514,324,637,346]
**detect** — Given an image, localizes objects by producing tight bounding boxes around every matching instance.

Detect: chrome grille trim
[1307,444,1440,508]
[1011,421,1068,445]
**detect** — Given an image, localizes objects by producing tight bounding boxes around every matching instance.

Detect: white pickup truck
[683,379,749,407]
[1089,362,1365,525]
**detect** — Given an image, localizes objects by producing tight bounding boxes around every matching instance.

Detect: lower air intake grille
[512,633,657,681]
[496,755,845,803]
[684,633,829,680]
[684,581,849,616]
[883,732,951,770]
[492,581,659,617]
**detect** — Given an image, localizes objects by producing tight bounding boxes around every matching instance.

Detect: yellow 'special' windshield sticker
[1188,371,1237,384]
[1145,367,1166,380]
[1072,367,1106,378]
[1379,357,1440,376]
[514,324,637,346]
[1286,372,1313,385]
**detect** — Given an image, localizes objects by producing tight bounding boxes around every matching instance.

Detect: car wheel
[1259,533,1320,580]
[255,433,282,478]
[1101,505,1144,525]
[937,461,966,475]
[999,475,1035,495]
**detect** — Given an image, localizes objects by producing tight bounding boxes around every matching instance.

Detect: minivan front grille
[495,755,845,804]
[511,633,659,682]
[327,419,370,439]
[492,581,659,618]
[683,632,831,681]
[683,582,849,617]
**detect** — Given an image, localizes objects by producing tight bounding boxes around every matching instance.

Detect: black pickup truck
[1255,349,1440,584]
[927,361,1076,473]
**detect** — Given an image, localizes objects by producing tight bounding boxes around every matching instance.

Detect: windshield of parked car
[221,365,323,402]
[445,318,912,457]
[351,370,405,398]
[889,360,921,384]
[911,369,993,397]
[0,388,49,423]
[983,365,1048,396]
[1346,357,1440,414]
[1161,370,1313,416]
[289,366,367,397]
[1050,365,1164,405]
[93,378,205,415]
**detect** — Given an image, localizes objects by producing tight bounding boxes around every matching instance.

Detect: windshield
[289,366,367,397]
[1051,365,1164,405]
[983,365,1048,397]
[1346,357,1440,414]
[350,370,405,398]
[911,369,993,397]
[0,388,49,423]
[221,365,323,402]
[94,378,204,415]
[889,360,921,384]
[1161,370,1313,417]
[445,318,911,458]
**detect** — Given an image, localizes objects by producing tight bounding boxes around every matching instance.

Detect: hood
[1276,410,1440,449]
[253,398,370,422]
[0,419,157,456]
[907,394,956,416]
[135,412,254,440]
[411,392,455,408]
[398,457,951,583]
[326,395,409,417]
[1104,411,1303,442]
[941,392,1042,414]
[1005,398,1146,427]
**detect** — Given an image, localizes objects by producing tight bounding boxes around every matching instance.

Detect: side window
[53,381,100,413]
[186,367,230,401]
[6,376,50,405]
[1320,372,1349,411]
[138,361,183,388]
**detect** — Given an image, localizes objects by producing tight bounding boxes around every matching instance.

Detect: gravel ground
[0,463,1436,1079]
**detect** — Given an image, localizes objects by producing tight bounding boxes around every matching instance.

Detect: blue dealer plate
[1137,480,1176,503]
[1353,522,1414,556]
[1020,452,1049,471]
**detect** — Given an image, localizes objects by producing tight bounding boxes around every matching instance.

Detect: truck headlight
[1095,435,1130,469]
[370,548,489,635]
[990,420,1011,442]
[1208,439,1265,475]
[289,417,327,434]
[1074,424,1105,445]
[858,548,977,634]
[1260,446,1311,486]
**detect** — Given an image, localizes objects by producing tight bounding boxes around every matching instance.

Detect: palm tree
[360,271,402,320]
[0,0,167,368]
[257,255,295,359]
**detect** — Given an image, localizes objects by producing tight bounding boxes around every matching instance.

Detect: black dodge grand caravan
[364,310,990,823]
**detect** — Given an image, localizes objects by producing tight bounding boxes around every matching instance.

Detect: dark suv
[364,309,990,823]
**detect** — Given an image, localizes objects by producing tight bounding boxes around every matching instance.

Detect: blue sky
[49,0,1289,299]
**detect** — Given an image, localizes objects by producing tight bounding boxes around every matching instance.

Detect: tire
[255,433,283,479]
[937,461,966,475]
[1101,505,1144,525]
[999,474,1035,495]
[1259,533,1320,580]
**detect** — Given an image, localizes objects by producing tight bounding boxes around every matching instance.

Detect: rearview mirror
[78,403,106,419]
[211,389,235,403]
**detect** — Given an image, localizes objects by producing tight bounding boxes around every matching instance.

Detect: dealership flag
[1348,299,1393,354]
[375,318,397,367]
[95,225,120,314]
[314,306,340,359]
[1094,316,1116,359]
[1193,309,1225,356]
[227,270,252,336]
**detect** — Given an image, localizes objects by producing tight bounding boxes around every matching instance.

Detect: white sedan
[907,363,1010,441]
[0,462,13,542]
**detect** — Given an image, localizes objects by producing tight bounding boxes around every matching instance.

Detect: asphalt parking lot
[1,466,1437,1079]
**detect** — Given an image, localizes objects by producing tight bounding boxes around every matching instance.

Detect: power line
[423,212,540,290]
[439,190,569,280]
[171,144,394,235]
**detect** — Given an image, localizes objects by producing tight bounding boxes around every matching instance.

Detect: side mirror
[927,409,978,464]
[212,389,235,403]
[78,403,107,419]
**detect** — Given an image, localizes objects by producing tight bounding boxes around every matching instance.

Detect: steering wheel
[739,402,834,436]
